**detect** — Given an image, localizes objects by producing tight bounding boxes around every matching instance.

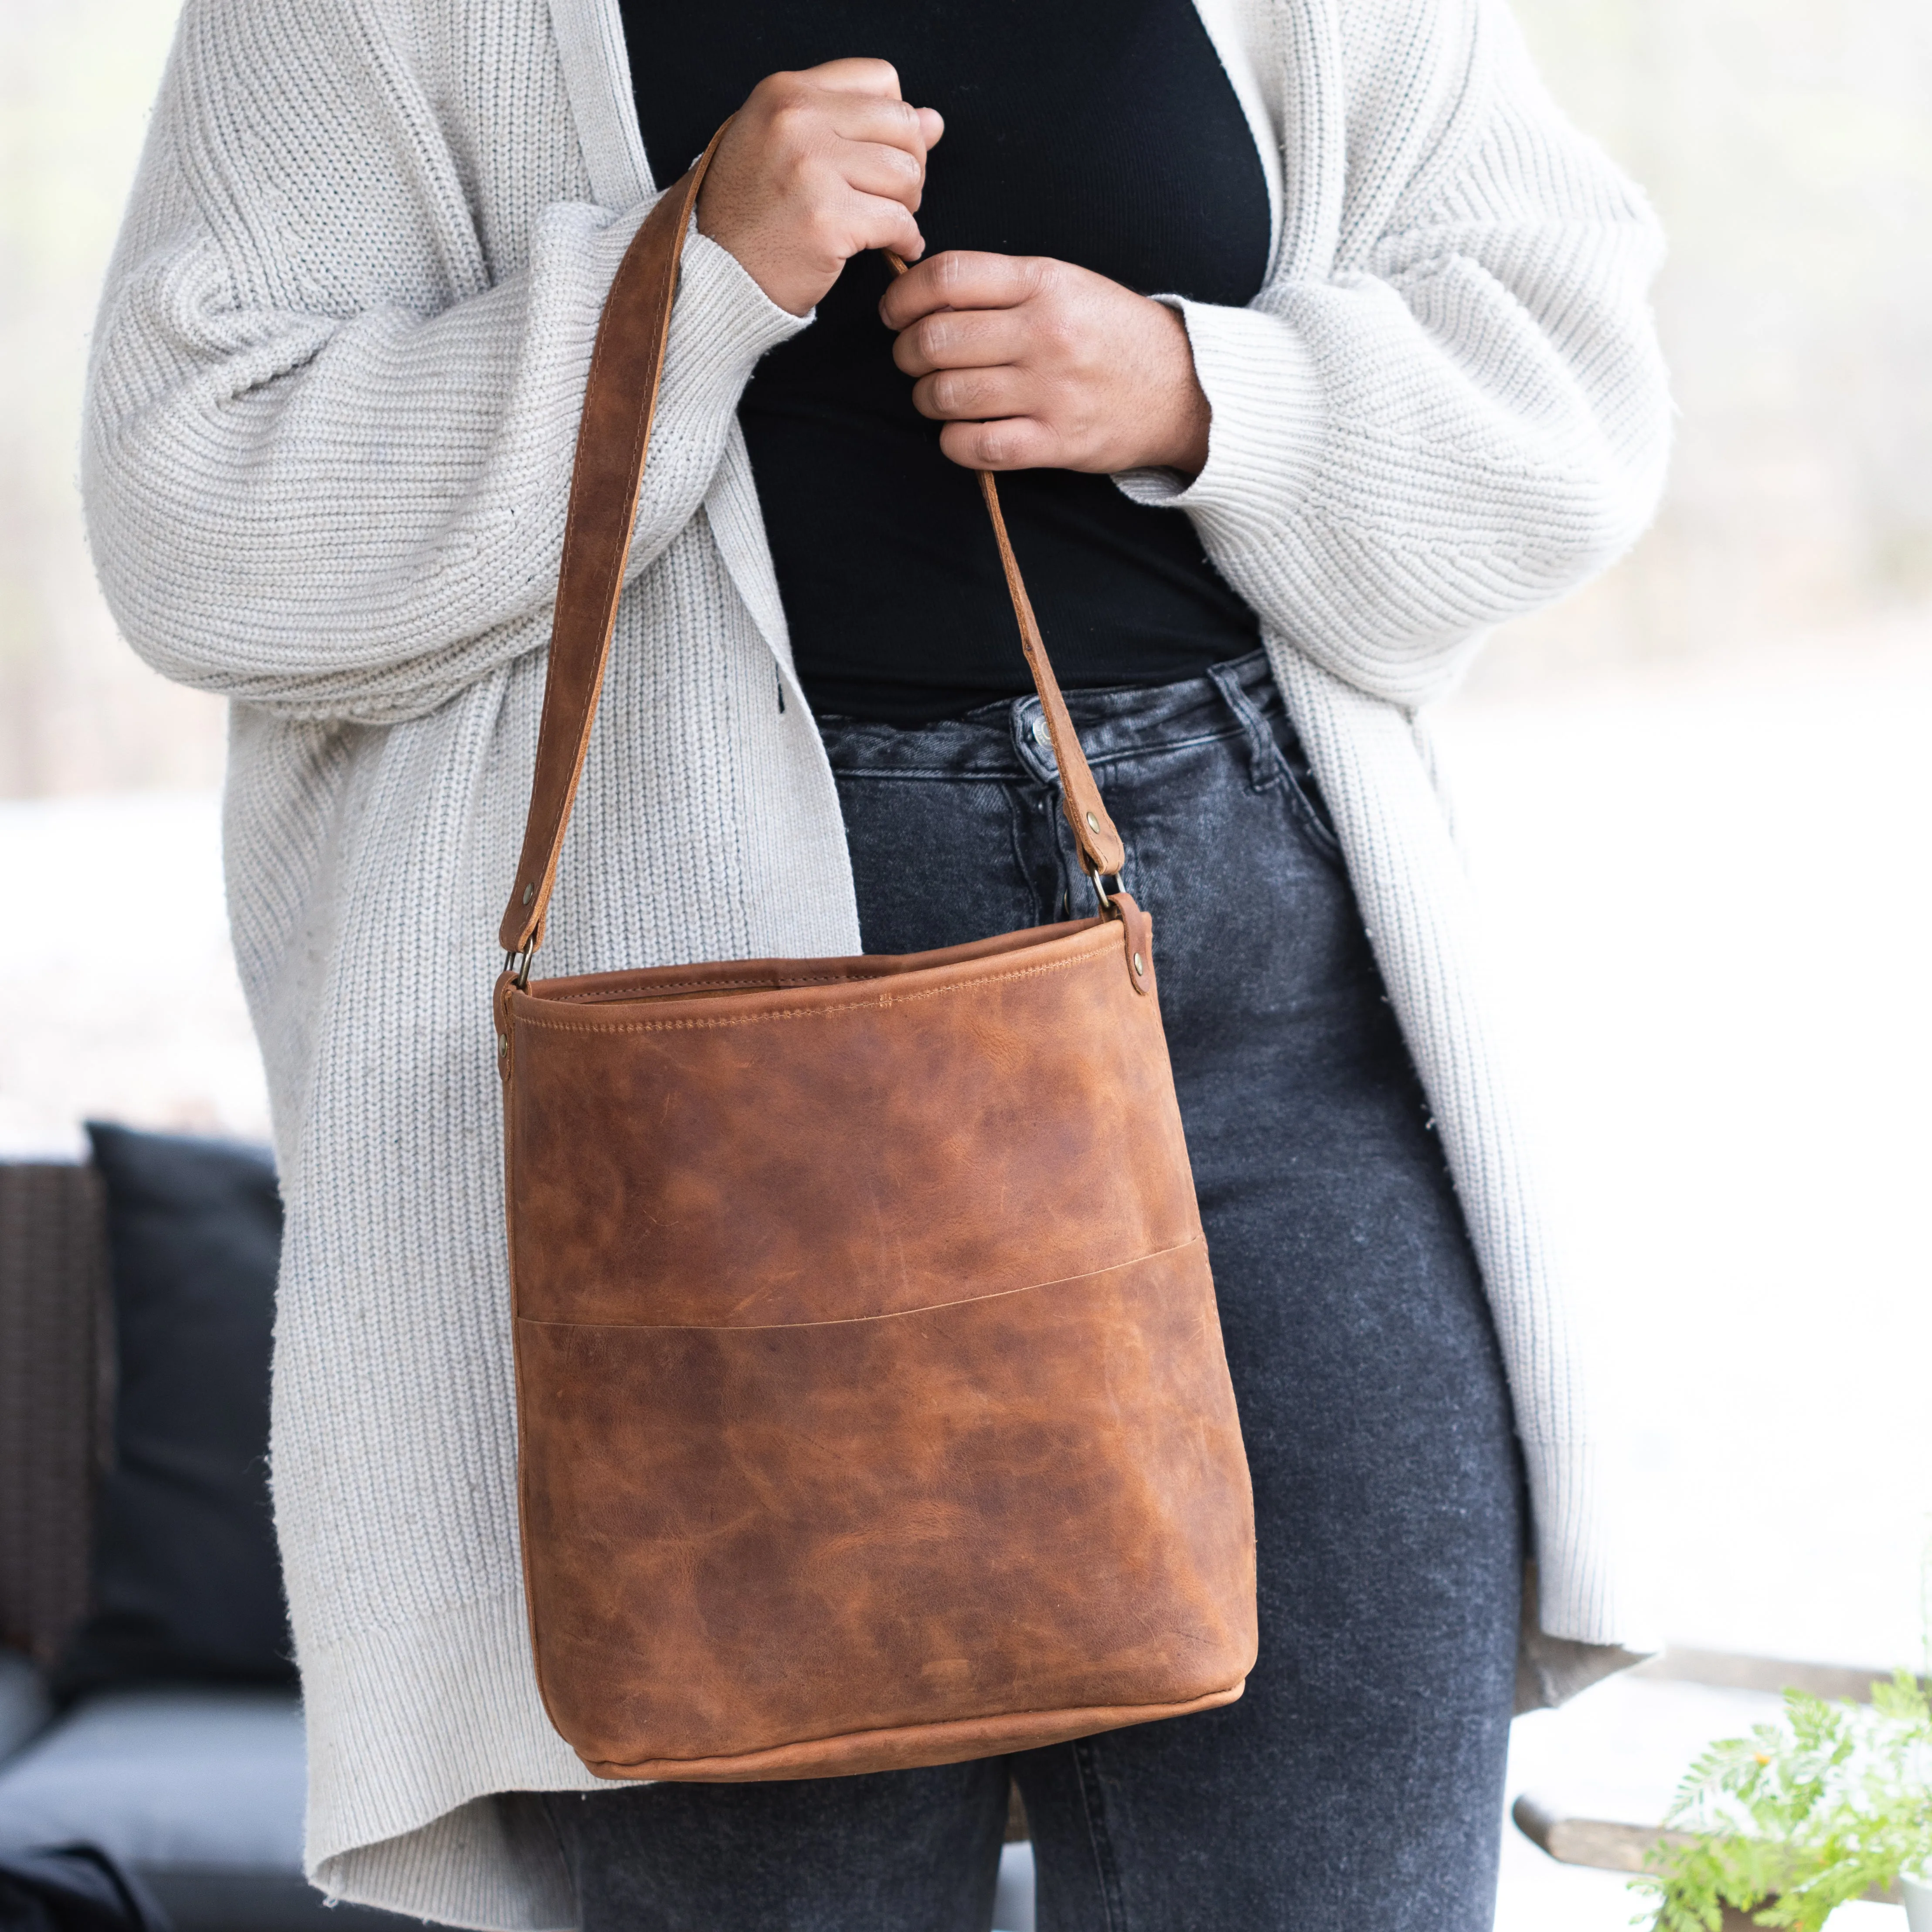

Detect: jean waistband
[816,650,1282,782]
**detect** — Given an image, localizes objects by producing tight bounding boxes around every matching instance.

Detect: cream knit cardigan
[83,0,1670,1921]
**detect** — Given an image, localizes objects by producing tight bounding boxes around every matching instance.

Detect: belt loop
[1208,661,1279,793]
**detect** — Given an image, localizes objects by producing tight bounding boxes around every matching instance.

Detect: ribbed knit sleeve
[81,0,805,727]
[1120,0,1670,708]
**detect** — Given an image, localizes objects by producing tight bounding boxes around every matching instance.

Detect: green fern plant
[1636,1669,1932,1930]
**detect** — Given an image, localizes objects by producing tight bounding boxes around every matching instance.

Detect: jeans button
[1031,712,1052,747]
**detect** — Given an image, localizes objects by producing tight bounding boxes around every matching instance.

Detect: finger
[824,95,944,156]
[892,307,1029,378]
[911,365,1039,423]
[823,93,936,158]
[836,139,929,210]
[840,191,927,265]
[806,63,944,150]
[800,56,907,98]
[938,417,1061,471]
[880,251,1043,329]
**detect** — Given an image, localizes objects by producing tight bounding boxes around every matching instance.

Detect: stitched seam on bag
[516,1234,1203,1332]
[533,956,1062,1001]
[576,1689,1238,1774]
[543,974,869,1000]
[513,943,1109,1033]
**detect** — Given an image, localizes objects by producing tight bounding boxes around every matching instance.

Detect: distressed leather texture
[497,129,1256,1782]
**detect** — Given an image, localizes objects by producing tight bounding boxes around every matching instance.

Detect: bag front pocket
[515,1233,1255,1775]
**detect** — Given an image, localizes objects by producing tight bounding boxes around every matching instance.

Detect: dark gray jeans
[547,652,1523,1930]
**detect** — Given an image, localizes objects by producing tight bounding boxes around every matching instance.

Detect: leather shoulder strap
[497,128,722,958]
[976,469,1125,879]
[500,126,1126,964]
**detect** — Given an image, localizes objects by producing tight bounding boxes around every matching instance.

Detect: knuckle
[767,100,815,149]
[1034,306,1079,354]
[781,153,823,206]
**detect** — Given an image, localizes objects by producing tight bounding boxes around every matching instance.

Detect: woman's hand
[880,252,1211,476]
[697,60,944,317]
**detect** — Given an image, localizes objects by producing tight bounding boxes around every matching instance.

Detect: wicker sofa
[0,1160,412,1932]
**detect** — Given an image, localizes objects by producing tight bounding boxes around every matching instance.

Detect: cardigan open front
[81,0,1670,1922]
[623,0,1273,723]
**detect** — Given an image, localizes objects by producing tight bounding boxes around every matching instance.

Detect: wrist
[1149,380,1211,476]
[695,204,813,316]
[1135,299,1211,475]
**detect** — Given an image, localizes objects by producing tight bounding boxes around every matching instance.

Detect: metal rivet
[521,882,536,906]
[1133,952,1145,977]
[1085,811,1099,833]
[497,1033,509,1055]
[1031,713,1051,747]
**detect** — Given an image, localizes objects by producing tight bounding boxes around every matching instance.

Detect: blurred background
[2,0,1929,1924]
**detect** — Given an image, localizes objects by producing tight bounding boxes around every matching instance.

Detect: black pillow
[52,1125,294,1702]
[0,1847,170,1932]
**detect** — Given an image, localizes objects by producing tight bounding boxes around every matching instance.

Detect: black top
[623,0,1272,723]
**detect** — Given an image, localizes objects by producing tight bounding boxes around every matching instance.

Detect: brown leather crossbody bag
[493,129,1256,1782]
